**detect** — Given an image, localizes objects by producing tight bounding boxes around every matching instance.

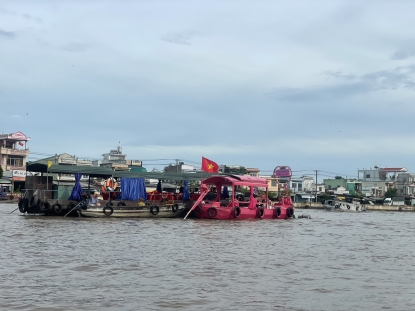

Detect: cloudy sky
[1,0,415,179]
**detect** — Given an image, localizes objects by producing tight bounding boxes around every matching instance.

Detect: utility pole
[315,170,318,202]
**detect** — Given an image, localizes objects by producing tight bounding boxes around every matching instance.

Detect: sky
[1,0,415,180]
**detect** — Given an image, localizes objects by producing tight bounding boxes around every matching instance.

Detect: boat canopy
[202,175,268,188]
[44,165,217,181]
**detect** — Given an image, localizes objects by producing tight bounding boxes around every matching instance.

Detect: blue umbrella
[157,180,162,193]
[223,186,229,199]
[68,174,83,201]
[182,180,190,200]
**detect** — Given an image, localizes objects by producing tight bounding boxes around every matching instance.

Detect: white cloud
[1,0,415,176]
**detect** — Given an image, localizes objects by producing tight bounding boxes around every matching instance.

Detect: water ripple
[1,205,415,310]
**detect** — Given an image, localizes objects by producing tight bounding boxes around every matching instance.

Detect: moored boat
[323,198,366,212]
[79,200,191,218]
[184,166,295,220]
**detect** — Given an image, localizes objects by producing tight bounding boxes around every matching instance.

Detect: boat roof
[30,164,216,181]
[202,174,268,187]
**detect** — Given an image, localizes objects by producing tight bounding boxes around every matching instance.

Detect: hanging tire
[150,206,160,215]
[286,207,294,218]
[195,204,202,213]
[18,198,27,213]
[67,202,77,212]
[117,201,126,207]
[257,207,265,218]
[233,206,241,218]
[21,198,29,211]
[29,196,36,208]
[275,207,281,218]
[41,201,51,212]
[52,203,62,214]
[207,207,217,218]
[9,195,14,200]
[103,206,114,216]
[172,204,179,213]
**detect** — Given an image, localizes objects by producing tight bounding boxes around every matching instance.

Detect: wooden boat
[79,199,192,218]
[184,166,295,220]
[16,163,214,218]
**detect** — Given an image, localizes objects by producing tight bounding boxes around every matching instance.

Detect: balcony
[0,146,30,156]
[5,165,26,171]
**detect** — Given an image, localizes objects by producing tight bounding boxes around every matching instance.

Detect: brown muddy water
[1,203,415,311]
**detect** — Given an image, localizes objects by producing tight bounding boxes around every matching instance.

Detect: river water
[1,203,415,311]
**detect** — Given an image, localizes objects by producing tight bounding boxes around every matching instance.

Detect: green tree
[334,176,343,179]
[384,188,398,198]
[0,165,3,179]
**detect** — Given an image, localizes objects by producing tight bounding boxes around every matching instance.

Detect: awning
[0,178,12,184]
[297,193,315,199]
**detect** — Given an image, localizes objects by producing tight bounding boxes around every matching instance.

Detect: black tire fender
[67,202,77,212]
[52,203,62,214]
[275,207,281,218]
[172,204,179,213]
[42,201,51,212]
[29,196,36,208]
[106,201,114,207]
[18,198,28,213]
[257,207,265,218]
[195,204,202,213]
[286,207,294,218]
[233,206,241,218]
[207,207,217,218]
[150,206,160,215]
[117,201,126,206]
[103,206,114,216]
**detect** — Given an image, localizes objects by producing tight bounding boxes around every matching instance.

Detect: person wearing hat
[88,192,101,206]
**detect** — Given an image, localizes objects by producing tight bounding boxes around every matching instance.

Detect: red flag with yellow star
[201,157,219,173]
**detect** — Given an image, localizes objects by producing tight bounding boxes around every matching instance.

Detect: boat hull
[324,201,366,212]
[80,203,187,218]
[192,203,294,220]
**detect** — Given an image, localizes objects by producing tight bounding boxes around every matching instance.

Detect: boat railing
[20,188,90,203]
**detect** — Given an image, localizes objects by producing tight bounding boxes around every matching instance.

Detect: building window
[319,187,322,191]
[271,180,277,187]
[298,184,302,190]
[328,185,331,189]
[292,183,297,189]
[366,174,370,178]
[7,157,23,167]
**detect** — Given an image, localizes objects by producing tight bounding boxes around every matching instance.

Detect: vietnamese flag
[201,157,219,173]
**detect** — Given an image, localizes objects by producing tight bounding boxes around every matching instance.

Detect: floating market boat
[184,166,295,220]
[16,163,213,218]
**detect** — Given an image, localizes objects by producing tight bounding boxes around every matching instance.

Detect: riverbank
[294,202,415,211]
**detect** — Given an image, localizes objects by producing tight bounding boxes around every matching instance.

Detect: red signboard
[273,166,292,178]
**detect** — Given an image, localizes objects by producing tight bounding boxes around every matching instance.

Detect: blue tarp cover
[68,174,83,201]
[121,178,146,201]
[182,180,190,200]
[223,186,229,199]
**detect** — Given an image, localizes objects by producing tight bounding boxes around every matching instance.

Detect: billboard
[12,170,26,181]
[272,166,292,178]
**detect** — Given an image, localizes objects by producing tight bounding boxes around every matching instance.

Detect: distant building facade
[0,131,30,191]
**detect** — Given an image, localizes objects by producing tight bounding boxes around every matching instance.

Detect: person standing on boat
[88,192,101,206]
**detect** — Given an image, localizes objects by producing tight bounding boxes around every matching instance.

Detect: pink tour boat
[184,166,295,220]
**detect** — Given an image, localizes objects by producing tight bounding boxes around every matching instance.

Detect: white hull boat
[323,199,367,212]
